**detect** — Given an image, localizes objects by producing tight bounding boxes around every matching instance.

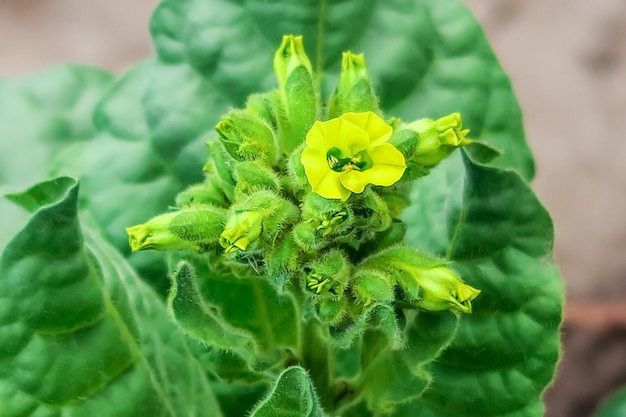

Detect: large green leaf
[0,65,113,189]
[399,152,563,417]
[0,65,112,253]
[0,177,222,416]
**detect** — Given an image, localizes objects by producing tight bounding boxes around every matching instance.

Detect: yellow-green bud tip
[406,112,472,167]
[125,212,178,252]
[126,224,150,252]
[415,267,481,314]
[274,35,313,87]
[219,211,263,253]
[340,51,369,87]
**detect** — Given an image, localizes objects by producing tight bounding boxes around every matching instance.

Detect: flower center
[326,147,372,173]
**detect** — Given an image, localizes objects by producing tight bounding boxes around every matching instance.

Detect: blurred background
[1,0,625,415]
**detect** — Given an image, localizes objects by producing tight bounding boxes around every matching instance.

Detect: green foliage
[0,0,562,416]
[593,386,626,417]
[250,367,329,417]
[0,178,221,416]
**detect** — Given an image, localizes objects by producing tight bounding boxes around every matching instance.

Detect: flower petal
[364,143,406,187]
[342,111,392,146]
[340,170,368,194]
[307,117,369,156]
[315,170,352,201]
[301,146,331,186]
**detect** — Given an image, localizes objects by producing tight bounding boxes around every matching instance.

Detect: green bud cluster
[127,35,479,345]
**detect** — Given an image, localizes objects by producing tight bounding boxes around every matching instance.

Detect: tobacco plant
[0,1,563,416]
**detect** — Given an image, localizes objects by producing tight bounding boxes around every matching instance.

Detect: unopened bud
[234,161,281,196]
[414,267,480,313]
[126,207,226,253]
[219,211,263,253]
[221,190,300,253]
[406,112,471,167]
[304,250,351,296]
[175,176,226,208]
[215,111,278,164]
[273,35,317,153]
[352,269,394,305]
[274,35,313,89]
[329,51,379,118]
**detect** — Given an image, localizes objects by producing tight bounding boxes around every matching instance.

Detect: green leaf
[593,386,626,417]
[355,311,458,414]
[0,65,113,188]
[250,366,329,417]
[182,254,301,364]
[169,261,256,364]
[0,177,222,416]
[399,152,563,416]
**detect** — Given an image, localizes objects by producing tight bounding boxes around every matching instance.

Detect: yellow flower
[300,111,406,201]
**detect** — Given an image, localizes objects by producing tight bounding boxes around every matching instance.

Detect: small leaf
[169,261,256,364]
[177,254,301,368]
[356,310,458,413]
[250,366,329,417]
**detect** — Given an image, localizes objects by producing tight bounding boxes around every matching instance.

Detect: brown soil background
[1,1,625,416]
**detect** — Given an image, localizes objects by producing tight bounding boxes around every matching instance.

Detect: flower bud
[301,193,353,237]
[126,207,227,253]
[175,176,227,208]
[359,246,480,313]
[245,93,275,125]
[328,51,379,118]
[304,250,351,296]
[220,190,300,253]
[352,269,395,305]
[413,267,480,313]
[405,112,471,167]
[274,35,313,89]
[215,110,278,164]
[292,222,327,252]
[316,297,349,325]
[219,211,263,253]
[273,35,317,153]
[233,161,281,196]
[205,141,235,201]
